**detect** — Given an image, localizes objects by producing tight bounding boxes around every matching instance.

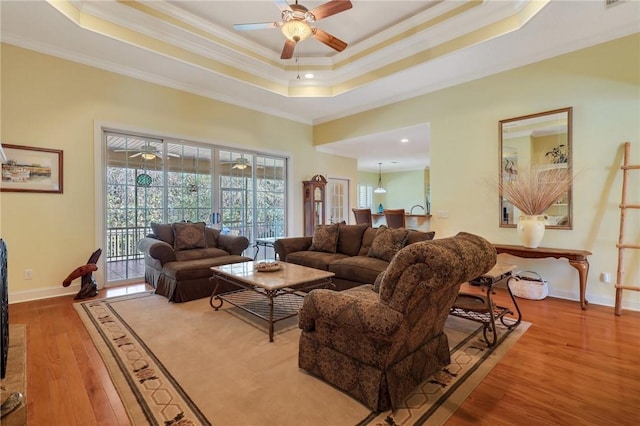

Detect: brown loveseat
[298,232,496,411]
[138,222,252,302]
[274,224,435,291]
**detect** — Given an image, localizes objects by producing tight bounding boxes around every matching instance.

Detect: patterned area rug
[74,292,528,426]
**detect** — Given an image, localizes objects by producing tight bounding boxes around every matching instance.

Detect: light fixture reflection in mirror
[499,107,573,230]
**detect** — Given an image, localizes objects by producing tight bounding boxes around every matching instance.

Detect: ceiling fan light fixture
[232,158,250,170]
[374,162,387,194]
[140,153,156,160]
[281,20,312,42]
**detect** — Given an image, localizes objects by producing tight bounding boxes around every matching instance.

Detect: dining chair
[352,208,372,225]
[383,209,406,228]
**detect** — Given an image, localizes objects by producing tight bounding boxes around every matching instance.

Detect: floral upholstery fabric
[298,232,497,411]
[309,223,340,253]
[367,226,409,262]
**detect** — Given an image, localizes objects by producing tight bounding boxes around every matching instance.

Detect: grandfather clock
[303,174,327,236]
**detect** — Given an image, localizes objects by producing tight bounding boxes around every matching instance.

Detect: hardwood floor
[6,283,640,425]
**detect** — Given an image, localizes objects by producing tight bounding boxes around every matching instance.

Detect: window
[358,184,373,208]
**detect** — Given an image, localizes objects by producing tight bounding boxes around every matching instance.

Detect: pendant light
[374,162,387,194]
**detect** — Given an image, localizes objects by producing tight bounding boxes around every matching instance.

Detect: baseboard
[491,283,640,312]
[548,289,640,312]
[8,284,83,304]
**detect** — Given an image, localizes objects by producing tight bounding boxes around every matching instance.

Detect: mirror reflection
[499,107,573,229]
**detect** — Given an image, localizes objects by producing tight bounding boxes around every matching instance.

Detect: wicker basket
[508,271,548,300]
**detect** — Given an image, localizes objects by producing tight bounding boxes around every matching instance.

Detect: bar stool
[352,208,372,225]
[383,209,406,228]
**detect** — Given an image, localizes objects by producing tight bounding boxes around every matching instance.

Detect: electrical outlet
[24,269,33,280]
[600,272,611,284]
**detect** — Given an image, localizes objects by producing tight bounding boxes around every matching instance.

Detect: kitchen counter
[372,213,431,231]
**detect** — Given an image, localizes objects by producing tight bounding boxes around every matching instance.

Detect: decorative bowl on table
[254,261,281,272]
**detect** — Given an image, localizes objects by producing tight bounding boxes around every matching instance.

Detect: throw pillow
[309,223,339,253]
[367,226,409,262]
[151,222,174,245]
[405,230,436,245]
[337,223,368,256]
[358,226,378,256]
[173,222,207,251]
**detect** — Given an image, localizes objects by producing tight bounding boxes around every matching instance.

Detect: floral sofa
[298,232,497,411]
[138,222,251,302]
[274,224,435,291]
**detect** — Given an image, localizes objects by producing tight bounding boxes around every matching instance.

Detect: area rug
[74,292,529,426]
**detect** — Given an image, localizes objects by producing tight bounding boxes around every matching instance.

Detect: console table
[493,244,592,310]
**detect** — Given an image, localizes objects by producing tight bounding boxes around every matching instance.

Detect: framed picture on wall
[0,144,63,193]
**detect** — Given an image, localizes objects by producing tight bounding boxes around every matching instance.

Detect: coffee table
[210,261,334,342]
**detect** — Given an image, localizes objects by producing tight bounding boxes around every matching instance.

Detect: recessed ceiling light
[304,73,314,79]
[400,138,409,143]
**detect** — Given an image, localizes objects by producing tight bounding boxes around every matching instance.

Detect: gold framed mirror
[499,107,573,229]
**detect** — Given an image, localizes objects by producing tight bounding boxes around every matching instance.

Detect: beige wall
[317,34,640,310]
[0,44,357,299]
[356,169,427,215]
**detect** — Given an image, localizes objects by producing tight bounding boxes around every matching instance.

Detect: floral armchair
[298,232,496,411]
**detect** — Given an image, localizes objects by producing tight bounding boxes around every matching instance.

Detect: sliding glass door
[104,131,287,284]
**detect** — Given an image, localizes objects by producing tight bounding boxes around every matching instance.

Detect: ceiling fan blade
[233,22,280,31]
[273,0,292,12]
[281,39,296,59]
[129,152,142,158]
[313,28,347,52]
[166,153,181,158]
[310,0,352,21]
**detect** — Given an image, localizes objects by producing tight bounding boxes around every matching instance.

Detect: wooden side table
[450,263,522,347]
[493,244,592,309]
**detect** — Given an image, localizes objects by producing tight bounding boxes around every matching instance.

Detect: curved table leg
[569,259,590,310]
[209,276,224,310]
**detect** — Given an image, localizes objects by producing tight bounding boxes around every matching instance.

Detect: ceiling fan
[114,144,180,160]
[233,0,353,59]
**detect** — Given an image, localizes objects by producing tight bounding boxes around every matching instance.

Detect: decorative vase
[517,215,546,248]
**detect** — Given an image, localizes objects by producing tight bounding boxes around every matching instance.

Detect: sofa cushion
[368,226,409,262]
[309,223,339,253]
[163,255,251,281]
[175,247,229,262]
[286,250,350,271]
[151,222,175,245]
[358,227,378,257]
[337,223,368,256]
[173,222,207,250]
[406,229,436,245]
[329,256,390,285]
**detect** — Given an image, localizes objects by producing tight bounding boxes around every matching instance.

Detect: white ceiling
[1,0,638,172]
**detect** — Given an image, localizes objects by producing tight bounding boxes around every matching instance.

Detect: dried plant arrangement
[499,165,573,216]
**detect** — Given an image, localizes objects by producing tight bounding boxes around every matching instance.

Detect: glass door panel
[105,133,165,282]
[218,151,254,240]
[327,178,349,224]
